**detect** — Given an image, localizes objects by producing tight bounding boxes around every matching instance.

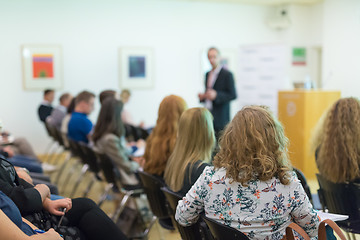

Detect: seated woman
[93,97,141,186]
[164,108,215,196]
[0,190,62,239]
[311,97,360,183]
[143,95,187,178]
[0,155,128,240]
[176,106,319,239]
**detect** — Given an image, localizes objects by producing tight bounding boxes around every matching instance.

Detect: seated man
[68,91,95,144]
[47,93,72,130]
[38,89,55,123]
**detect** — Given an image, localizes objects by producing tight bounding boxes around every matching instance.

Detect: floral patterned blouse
[175,166,319,240]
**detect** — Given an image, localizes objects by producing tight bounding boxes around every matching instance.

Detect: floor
[40,152,358,240]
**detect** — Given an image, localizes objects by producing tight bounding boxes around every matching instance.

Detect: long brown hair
[164,108,215,191]
[312,97,360,183]
[143,95,187,176]
[92,97,125,143]
[213,106,292,186]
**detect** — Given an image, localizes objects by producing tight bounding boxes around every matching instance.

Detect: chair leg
[53,152,72,185]
[138,216,157,240]
[112,191,133,221]
[60,159,81,193]
[98,183,114,207]
[82,174,97,198]
[48,147,65,165]
[44,142,58,163]
[69,164,89,197]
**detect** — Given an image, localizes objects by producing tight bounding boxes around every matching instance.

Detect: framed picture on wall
[119,47,154,89]
[21,45,63,90]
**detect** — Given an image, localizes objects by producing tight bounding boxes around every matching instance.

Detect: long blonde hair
[164,108,215,191]
[143,95,187,176]
[213,106,292,186]
[311,97,360,183]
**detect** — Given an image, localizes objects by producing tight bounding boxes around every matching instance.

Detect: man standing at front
[198,47,237,137]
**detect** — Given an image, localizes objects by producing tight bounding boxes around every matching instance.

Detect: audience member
[0,155,128,240]
[68,91,95,143]
[60,97,76,147]
[38,89,54,122]
[120,89,140,127]
[99,89,116,105]
[176,106,319,239]
[93,98,141,186]
[164,108,215,196]
[312,97,360,183]
[47,93,73,130]
[0,191,62,239]
[143,95,187,177]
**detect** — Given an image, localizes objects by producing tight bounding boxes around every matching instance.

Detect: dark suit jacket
[38,104,53,122]
[205,67,237,132]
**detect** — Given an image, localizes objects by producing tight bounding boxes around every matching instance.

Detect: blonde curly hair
[311,97,360,183]
[213,106,292,186]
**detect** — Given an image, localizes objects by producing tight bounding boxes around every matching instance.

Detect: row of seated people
[39,87,359,239]
[142,95,360,238]
[0,90,147,239]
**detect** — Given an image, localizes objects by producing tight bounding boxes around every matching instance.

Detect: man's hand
[205,89,217,100]
[198,93,206,101]
[43,198,72,216]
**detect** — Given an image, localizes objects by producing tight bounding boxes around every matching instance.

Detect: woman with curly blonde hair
[312,97,360,183]
[176,106,319,239]
[143,95,187,177]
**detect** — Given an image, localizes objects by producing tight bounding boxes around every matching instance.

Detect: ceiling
[170,0,323,5]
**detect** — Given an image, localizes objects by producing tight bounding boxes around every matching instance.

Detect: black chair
[202,215,250,240]
[96,153,143,221]
[161,186,210,240]
[293,168,313,203]
[69,143,102,197]
[138,170,175,232]
[316,173,360,237]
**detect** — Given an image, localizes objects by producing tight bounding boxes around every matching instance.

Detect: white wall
[0,0,322,153]
[322,0,360,97]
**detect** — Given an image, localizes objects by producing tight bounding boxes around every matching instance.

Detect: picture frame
[119,47,154,89]
[21,45,63,90]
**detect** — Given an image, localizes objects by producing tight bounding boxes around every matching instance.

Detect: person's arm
[289,173,320,237]
[0,210,62,240]
[0,177,43,214]
[175,166,211,226]
[33,184,50,202]
[213,71,237,105]
[105,135,138,173]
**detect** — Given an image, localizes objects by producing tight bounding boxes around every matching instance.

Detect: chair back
[316,174,360,220]
[293,168,312,203]
[96,153,121,191]
[138,170,169,219]
[67,138,82,158]
[161,187,204,240]
[78,143,101,174]
[202,215,250,240]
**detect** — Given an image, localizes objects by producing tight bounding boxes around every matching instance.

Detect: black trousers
[65,198,128,240]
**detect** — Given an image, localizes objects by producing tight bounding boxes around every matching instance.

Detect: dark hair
[59,93,71,103]
[44,89,54,96]
[92,98,125,143]
[99,90,116,105]
[75,91,95,105]
[67,97,76,114]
